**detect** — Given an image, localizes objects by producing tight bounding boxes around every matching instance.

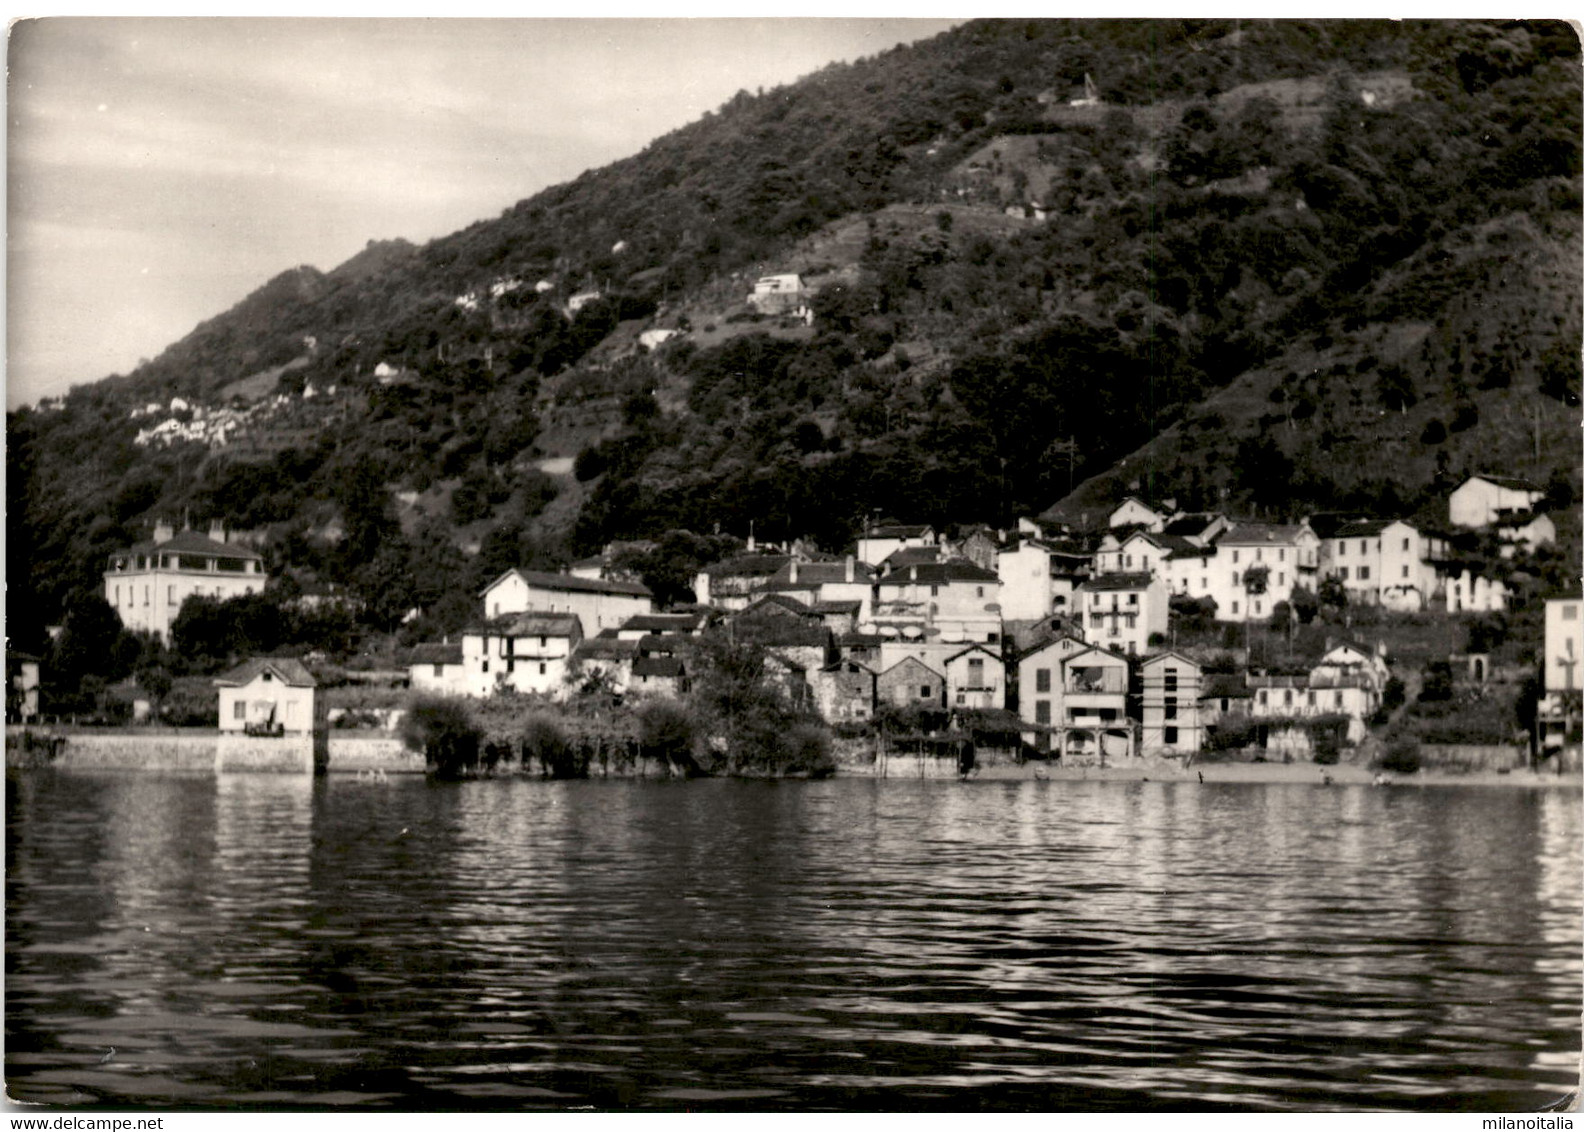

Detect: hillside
[8,18,1581,655]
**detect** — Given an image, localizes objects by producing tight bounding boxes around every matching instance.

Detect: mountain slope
[8,18,1580,653]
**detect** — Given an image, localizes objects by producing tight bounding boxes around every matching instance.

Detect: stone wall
[328,734,425,774]
[1415,743,1527,773]
[215,732,321,774]
[55,731,217,771]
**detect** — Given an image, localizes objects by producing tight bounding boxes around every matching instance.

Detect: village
[8,468,1572,778]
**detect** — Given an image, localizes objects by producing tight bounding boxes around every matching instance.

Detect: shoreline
[957,760,1583,788]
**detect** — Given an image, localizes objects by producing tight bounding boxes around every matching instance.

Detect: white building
[1107,497,1168,532]
[1198,522,1319,622]
[1319,519,1441,611]
[1443,568,1510,613]
[105,520,266,641]
[480,569,652,634]
[1139,651,1202,757]
[943,644,1005,709]
[462,612,584,699]
[869,560,1002,644]
[855,523,936,567]
[1544,597,1584,696]
[215,657,318,734]
[1449,475,1545,528]
[407,643,467,697]
[1076,573,1167,657]
[996,536,1056,621]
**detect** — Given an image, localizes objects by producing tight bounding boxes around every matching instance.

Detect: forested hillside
[8,18,1580,660]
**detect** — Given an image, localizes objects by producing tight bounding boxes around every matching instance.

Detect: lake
[6,770,1580,1111]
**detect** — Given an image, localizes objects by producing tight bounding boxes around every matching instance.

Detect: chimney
[845,556,854,583]
[152,519,175,544]
[208,519,226,544]
[789,561,798,584]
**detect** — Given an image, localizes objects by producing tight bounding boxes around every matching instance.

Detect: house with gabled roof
[876,655,946,710]
[480,568,651,634]
[943,644,1005,710]
[855,521,936,567]
[758,557,876,622]
[614,611,710,640]
[1014,633,1090,748]
[1055,645,1133,763]
[462,612,584,699]
[215,657,319,734]
[1107,497,1169,532]
[1196,521,1318,622]
[1139,651,1202,758]
[1449,474,1545,529]
[407,642,466,696]
[694,553,796,610]
[1161,512,1229,547]
[1319,518,1443,611]
[810,659,876,723]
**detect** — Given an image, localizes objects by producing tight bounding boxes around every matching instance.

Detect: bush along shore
[401,637,835,780]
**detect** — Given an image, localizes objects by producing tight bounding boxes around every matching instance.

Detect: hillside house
[1139,652,1203,758]
[943,645,1005,710]
[947,527,999,571]
[870,560,1003,643]
[1077,573,1167,656]
[407,643,466,697]
[1319,519,1442,611]
[1449,475,1545,529]
[695,553,796,610]
[996,535,1056,622]
[746,273,809,317]
[567,636,640,696]
[630,655,688,699]
[758,558,876,622]
[1249,642,1388,743]
[480,569,652,634]
[1494,512,1557,557]
[1161,512,1230,547]
[215,657,319,734]
[105,520,266,641]
[614,611,710,640]
[1107,497,1168,532]
[876,655,946,711]
[1196,522,1318,622]
[855,522,937,567]
[461,612,583,699]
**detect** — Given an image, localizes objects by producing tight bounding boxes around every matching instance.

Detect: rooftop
[483,569,651,598]
[214,657,316,688]
[1079,572,1156,592]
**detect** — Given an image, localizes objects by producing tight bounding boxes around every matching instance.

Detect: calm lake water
[6,770,1581,1112]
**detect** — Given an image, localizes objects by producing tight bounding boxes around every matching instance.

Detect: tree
[1289,585,1320,625]
[51,593,132,693]
[1318,575,1349,617]
[401,695,482,779]
[136,663,173,724]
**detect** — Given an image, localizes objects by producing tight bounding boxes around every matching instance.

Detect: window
[1124,554,1132,568]
[1164,726,1178,745]
[1338,542,1347,557]
[1233,571,1241,586]
[1035,700,1050,724]
[1402,537,1410,551]
[1035,668,1051,693]
[1164,669,1178,690]
[1307,691,1316,707]
[1359,566,1370,580]
[1283,689,1293,707]
[920,685,932,699]
[1566,605,1579,620]
[114,585,119,605]
[976,586,984,598]
[1277,573,1284,586]
[1201,577,1208,590]
[1335,691,1344,708]
[539,663,547,675]
[507,660,515,674]
[1279,549,1285,562]
[1128,593,1138,605]
[1359,540,1367,554]
[1232,601,1240,615]
[1232,550,1240,564]
[540,636,547,648]
[167,585,174,604]
[233,700,246,720]
[434,664,444,678]
[481,660,489,673]
[144,586,150,606]
[1165,697,1178,720]
[1339,567,1349,581]
[1402,565,1410,578]
[931,585,939,597]
[1091,613,1104,627]
[1256,549,1263,561]
[1258,690,1268,706]
[1142,556,1150,570]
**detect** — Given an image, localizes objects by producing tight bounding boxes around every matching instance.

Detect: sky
[6,17,964,409]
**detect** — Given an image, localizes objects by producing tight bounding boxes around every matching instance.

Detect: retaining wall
[1416,743,1527,773]
[328,734,425,774]
[53,731,217,771]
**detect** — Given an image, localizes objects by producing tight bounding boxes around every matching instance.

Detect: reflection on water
[7,772,1580,1111]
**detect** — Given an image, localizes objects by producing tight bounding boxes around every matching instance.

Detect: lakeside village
[8,472,1583,779]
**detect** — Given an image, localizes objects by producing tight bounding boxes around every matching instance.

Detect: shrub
[638,700,698,773]
[522,714,579,778]
[402,694,482,778]
[1379,741,1421,774]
